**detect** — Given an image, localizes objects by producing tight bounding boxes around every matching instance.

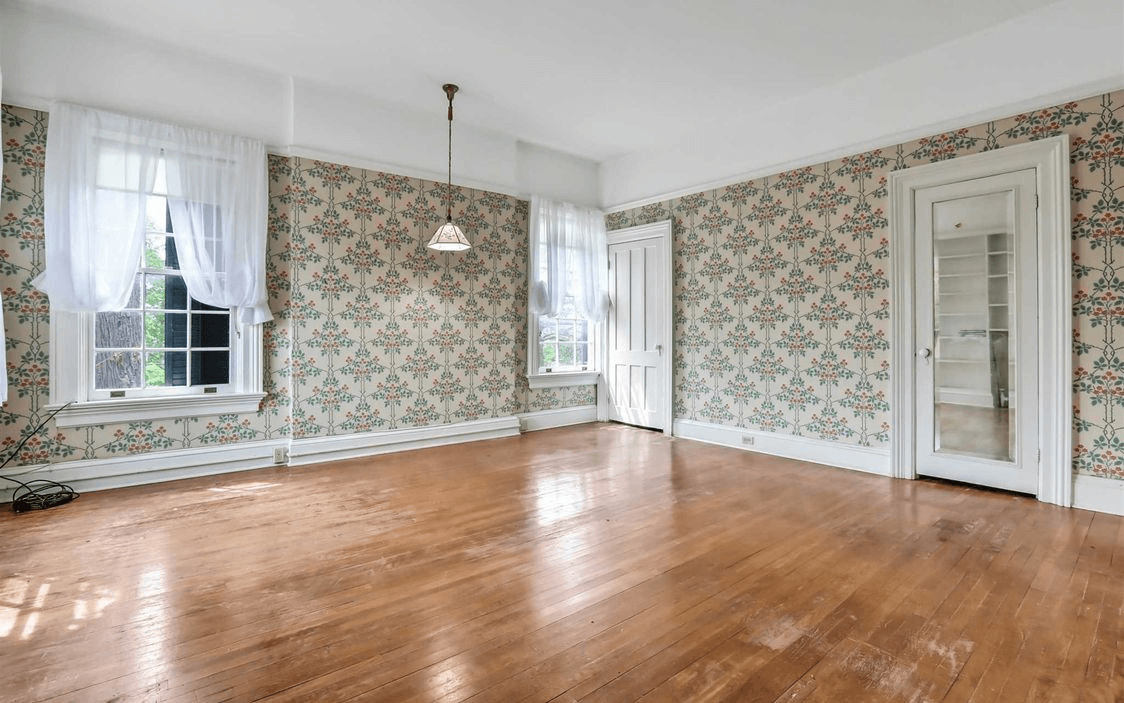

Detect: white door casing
[890,135,1071,506]
[603,220,673,433]
[914,170,1038,493]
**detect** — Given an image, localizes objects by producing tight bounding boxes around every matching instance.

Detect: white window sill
[48,392,266,428]
[526,371,600,390]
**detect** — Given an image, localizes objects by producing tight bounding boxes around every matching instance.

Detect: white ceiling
[15,0,1064,162]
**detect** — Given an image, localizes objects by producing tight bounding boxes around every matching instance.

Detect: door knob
[917,348,932,359]
[656,344,663,355]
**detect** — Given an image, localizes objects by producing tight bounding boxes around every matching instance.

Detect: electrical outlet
[741,435,755,446]
[273,447,288,464]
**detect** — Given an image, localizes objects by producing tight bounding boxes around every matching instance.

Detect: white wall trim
[526,371,599,390]
[890,136,1072,506]
[0,411,583,503]
[1073,474,1124,516]
[674,419,892,477]
[49,393,267,428]
[0,439,287,503]
[517,405,598,432]
[287,416,520,466]
[6,416,1120,515]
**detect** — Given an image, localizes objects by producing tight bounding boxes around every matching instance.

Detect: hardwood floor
[1,423,1121,702]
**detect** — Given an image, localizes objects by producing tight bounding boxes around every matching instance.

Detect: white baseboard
[673,419,892,477]
[287,416,521,466]
[1073,473,1124,516]
[517,405,598,432]
[7,416,1120,517]
[0,413,552,503]
[0,439,287,502]
[675,421,1124,516]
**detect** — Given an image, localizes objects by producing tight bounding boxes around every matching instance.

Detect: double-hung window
[38,103,269,427]
[93,188,234,398]
[526,197,607,389]
[534,245,592,375]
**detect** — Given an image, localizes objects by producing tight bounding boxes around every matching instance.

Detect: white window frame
[526,233,602,389]
[526,312,601,389]
[48,310,264,428]
[47,191,264,428]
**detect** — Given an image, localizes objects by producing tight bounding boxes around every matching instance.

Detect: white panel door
[914,169,1039,493]
[607,235,668,430]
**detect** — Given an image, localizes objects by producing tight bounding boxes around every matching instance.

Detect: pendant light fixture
[427,83,472,251]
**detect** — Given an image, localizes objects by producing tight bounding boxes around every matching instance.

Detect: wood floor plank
[1,423,1122,702]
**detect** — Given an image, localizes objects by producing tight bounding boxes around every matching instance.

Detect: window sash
[537,311,592,373]
[89,193,233,399]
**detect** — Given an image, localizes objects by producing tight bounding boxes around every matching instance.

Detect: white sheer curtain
[166,130,270,325]
[35,102,271,324]
[529,196,608,322]
[34,102,161,312]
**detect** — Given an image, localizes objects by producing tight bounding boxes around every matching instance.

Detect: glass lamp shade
[427,220,471,251]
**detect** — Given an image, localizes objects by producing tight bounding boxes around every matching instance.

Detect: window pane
[95,311,142,348]
[541,343,557,368]
[163,275,188,310]
[95,351,142,390]
[559,344,575,366]
[145,196,169,234]
[146,312,187,348]
[164,235,180,270]
[536,314,595,373]
[146,351,188,387]
[192,350,230,385]
[539,318,555,344]
[146,233,181,270]
[192,313,230,347]
[145,274,169,310]
[144,233,170,269]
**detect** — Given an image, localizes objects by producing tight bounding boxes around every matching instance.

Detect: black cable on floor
[1,402,78,513]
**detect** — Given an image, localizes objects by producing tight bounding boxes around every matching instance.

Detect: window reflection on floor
[533,473,590,527]
[132,567,170,677]
[0,574,117,641]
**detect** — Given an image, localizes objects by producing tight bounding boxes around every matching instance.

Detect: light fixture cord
[446,91,453,222]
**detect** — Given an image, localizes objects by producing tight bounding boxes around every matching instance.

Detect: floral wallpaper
[5,88,1121,483]
[0,106,290,465]
[0,104,591,470]
[277,155,591,438]
[608,90,1124,481]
